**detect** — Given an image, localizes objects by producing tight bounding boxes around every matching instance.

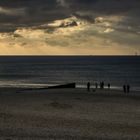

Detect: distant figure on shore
[100,82,101,89]
[95,82,98,89]
[108,83,111,89]
[123,85,126,93]
[127,85,130,93]
[87,82,90,91]
[100,81,104,89]
[102,82,104,89]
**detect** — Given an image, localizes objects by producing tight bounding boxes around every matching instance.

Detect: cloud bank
[0,0,140,55]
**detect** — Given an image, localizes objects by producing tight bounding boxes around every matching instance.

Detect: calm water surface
[0,56,140,90]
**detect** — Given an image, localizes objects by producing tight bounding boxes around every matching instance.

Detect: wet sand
[0,88,140,140]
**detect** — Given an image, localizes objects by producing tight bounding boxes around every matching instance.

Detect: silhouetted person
[123,85,126,93]
[100,82,102,89]
[127,85,130,93]
[95,82,98,89]
[100,81,104,89]
[108,83,110,89]
[102,81,104,89]
[87,82,90,91]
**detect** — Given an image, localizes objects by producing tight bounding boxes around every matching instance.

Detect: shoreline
[0,84,140,92]
[0,86,140,97]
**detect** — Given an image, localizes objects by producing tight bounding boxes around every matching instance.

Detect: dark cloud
[0,0,69,32]
[0,0,140,32]
[58,0,140,12]
[0,0,57,8]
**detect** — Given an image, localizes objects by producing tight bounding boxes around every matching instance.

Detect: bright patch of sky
[0,0,140,55]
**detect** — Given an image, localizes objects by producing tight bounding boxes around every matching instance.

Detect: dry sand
[0,88,140,140]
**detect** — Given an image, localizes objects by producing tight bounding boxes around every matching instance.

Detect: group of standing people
[123,84,130,94]
[87,82,130,93]
[87,81,111,91]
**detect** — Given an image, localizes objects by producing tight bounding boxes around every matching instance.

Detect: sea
[0,56,140,91]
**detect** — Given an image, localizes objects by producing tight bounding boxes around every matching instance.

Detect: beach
[0,87,140,140]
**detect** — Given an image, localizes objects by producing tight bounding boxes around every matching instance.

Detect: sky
[0,0,140,55]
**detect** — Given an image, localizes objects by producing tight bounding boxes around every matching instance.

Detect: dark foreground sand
[0,88,140,140]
